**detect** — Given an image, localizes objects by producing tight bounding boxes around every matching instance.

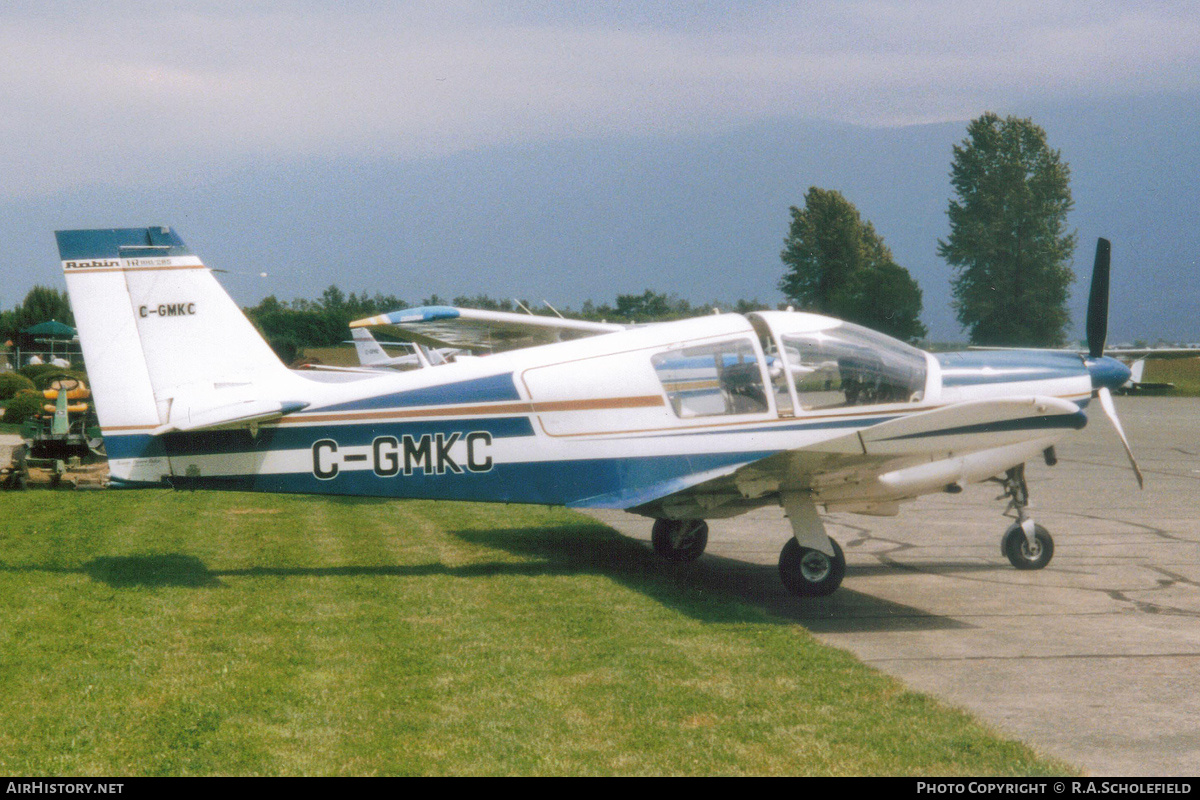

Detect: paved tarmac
[589,396,1200,777]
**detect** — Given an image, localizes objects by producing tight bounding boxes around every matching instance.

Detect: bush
[2,389,43,426]
[0,371,35,401]
[268,336,301,366]
[18,363,66,384]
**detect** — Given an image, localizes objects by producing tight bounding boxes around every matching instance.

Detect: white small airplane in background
[348,327,455,370]
[59,228,1141,597]
[1104,345,1199,394]
[1119,357,1176,394]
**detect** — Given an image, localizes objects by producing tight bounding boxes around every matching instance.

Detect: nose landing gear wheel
[779,537,845,596]
[651,519,709,562]
[1002,523,1054,570]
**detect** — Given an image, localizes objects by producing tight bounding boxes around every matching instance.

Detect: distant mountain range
[3,93,1196,343]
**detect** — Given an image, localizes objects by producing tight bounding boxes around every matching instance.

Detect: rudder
[58,227,300,483]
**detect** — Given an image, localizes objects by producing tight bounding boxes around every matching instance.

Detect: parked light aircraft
[348,327,456,370]
[59,228,1141,596]
[1105,346,1200,394]
[1120,358,1175,394]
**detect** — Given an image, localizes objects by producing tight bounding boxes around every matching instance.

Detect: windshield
[780,323,927,409]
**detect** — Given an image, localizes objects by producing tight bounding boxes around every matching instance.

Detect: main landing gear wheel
[1002,523,1054,570]
[778,537,845,597]
[651,519,709,563]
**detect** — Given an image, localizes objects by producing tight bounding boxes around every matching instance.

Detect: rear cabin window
[652,339,768,418]
[780,324,927,410]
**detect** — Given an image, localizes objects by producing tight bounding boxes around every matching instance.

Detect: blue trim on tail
[55,227,192,260]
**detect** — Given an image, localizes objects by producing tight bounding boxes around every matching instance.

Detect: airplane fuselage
[100,312,1105,517]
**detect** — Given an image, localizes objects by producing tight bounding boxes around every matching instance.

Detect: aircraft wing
[586,396,1086,518]
[1103,347,1200,359]
[350,306,625,353]
[970,345,1199,360]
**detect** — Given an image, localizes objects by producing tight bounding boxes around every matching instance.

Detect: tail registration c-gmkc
[59,227,1141,597]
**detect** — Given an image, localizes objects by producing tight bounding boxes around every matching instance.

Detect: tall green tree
[779,187,926,342]
[939,113,1076,346]
[0,286,75,342]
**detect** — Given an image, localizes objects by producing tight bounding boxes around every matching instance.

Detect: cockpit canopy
[749,312,928,414]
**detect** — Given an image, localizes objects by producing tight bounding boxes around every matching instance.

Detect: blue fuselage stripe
[876,412,1087,442]
[160,451,772,507]
[316,373,521,412]
[104,416,536,460]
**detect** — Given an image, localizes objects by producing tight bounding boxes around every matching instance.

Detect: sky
[2,1,1199,342]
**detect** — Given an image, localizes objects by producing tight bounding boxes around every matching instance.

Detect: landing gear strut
[778,493,846,596]
[995,464,1055,570]
[651,518,709,562]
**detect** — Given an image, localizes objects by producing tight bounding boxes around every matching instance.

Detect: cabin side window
[652,338,769,418]
[780,324,927,410]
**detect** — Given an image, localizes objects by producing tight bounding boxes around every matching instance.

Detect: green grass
[301,345,361,367]
[0,491,1076,776]
[1143,356,1200,396]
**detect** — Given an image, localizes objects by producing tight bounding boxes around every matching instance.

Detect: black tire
[779,537,845,597]
[1002,523,1054,570]
[651,519,709,563]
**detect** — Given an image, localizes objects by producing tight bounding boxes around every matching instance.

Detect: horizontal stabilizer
[152,397,309,435]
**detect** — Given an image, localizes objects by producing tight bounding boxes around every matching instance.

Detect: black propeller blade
[1087,238,1111,359]
[1084,237,1143,488]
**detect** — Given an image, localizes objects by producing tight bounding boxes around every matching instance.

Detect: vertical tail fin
[58,227,304,481]
[350,327,392,366]
[1128,358,1146,386]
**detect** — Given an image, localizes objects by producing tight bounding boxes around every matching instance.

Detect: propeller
[1096,384,1144,489]
[1084,238,1144,488]
[1087,238,1111,358]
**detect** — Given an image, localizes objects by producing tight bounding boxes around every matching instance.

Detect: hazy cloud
[2,2,1198,195]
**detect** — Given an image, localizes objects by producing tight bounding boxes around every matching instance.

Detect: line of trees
[245,288,779,353]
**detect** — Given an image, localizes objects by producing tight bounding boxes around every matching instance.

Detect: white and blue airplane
[58,228,1141,596]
